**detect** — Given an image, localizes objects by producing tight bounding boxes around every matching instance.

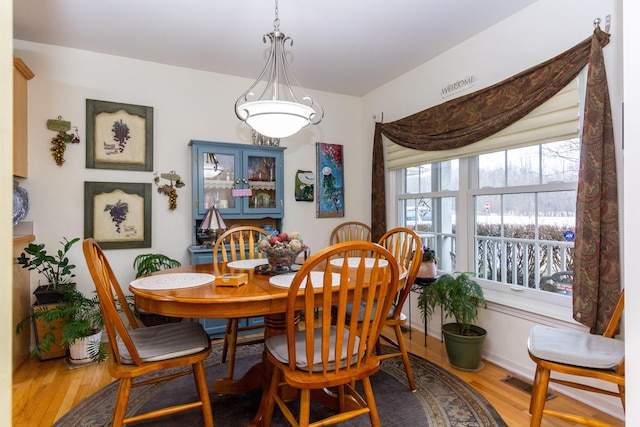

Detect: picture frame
[316,142,344,218]
[84,182,152,249]
[86,99,154,171]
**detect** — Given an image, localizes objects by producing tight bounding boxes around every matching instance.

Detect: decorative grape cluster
[112,119,130,153]
[50,130,80,166]
[104,199,129,233]
[168,188,178,210]
[154,171,184,211]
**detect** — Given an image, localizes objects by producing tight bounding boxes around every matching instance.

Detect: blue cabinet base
[200,316,264,339]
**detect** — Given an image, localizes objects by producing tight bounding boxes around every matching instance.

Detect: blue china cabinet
[188,140,285,337]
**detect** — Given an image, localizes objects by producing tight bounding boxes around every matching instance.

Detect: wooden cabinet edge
[13,57,34,178]
[13,234,35,371]
[13,234,36,247]
[14,58,35,80]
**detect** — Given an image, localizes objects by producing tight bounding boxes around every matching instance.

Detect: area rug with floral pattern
[54,344,507,426]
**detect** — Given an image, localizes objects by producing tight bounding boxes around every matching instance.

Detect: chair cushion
[117,321,210,364]
[528,325,624,370]
[341,301,397,322]
[266,326,360,372]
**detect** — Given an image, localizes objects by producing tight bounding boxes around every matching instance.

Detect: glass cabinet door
[243,148,282,215]
[197,146,241,216]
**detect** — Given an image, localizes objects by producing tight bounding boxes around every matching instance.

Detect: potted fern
[133,253,182,277]
[17,287,106,363]
[418,272,487,370]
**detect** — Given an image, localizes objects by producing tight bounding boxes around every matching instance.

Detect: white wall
[12,41,366,296]
[362,0,626,420]
[2,0,14,425]
[623,1,639,425]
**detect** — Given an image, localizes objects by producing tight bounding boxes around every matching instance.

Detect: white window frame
[393,156,575,321]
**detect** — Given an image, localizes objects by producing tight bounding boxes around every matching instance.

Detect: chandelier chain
[273,0,280,32]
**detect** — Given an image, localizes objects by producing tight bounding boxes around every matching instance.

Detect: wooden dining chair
[331,228,421,391]
[375,227,422,391]
[213,225,271,379]
[82,238,213,427]
[527,289,625,427]
[329,221,372,245]
[263,241,400,427]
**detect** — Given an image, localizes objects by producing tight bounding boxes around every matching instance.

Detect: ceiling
[13,0,539,97]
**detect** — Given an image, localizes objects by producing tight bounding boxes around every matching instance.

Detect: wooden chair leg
[263,368,280,427]
[224,319,239,379]
[394,324,416,391]
[375,338,382,355]
[299,388,312,427]
[529,364,550,427]
[529,365,540,414]
[362,377,381,427]
[193,361,214,427]
[337,384,346,412]
[221,319,234,363]
[113,378,132,427]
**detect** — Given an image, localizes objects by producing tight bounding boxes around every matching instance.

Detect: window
[398,160,458,272]
[396,138,579,302]
[389,77,582,310]
[474,139,579,294]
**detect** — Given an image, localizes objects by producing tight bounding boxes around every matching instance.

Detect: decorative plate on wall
[13,180,29,226]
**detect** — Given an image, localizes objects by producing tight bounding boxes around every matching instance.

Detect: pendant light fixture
[235,0,323,139]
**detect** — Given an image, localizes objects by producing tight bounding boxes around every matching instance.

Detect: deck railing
[475,235,574,292]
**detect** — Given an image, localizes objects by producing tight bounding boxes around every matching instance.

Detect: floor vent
[501,375,556,400]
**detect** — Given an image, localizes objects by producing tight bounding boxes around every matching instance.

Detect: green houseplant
[17,237,80,304]
[422,246,438,263]
[133,253,182,278]
[132,253,183,326]
[418,272,487,370]
[17,287,106,363]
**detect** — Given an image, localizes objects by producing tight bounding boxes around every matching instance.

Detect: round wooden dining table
[130,261,326,426]
[130,260,405,426]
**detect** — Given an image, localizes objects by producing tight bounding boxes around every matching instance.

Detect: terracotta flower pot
[418,260,437,278]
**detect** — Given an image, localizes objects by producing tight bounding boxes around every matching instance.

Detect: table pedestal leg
[231,313,295,427]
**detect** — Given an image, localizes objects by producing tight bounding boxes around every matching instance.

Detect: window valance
[385,79,580,170]
[371,28,619,333]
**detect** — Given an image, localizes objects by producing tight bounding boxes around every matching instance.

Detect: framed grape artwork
[84,182,152,249]
[86,99,154,171]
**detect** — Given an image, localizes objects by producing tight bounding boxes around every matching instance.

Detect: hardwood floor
[12,326,623,426]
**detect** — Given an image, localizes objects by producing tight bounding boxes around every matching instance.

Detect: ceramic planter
[68,330,103,364]
[442,323,487,371]
[33,284,76,305]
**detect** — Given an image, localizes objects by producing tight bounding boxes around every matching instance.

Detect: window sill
[482,286,588,331]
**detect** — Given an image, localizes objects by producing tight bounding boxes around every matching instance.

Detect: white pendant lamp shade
[237,100,317,138]
[235,1,323,139]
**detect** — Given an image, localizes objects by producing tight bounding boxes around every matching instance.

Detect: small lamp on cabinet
[197,206,227,247]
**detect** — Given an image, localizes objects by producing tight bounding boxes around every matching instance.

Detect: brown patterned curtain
[572,32,621,334]
[372,28,619,332]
